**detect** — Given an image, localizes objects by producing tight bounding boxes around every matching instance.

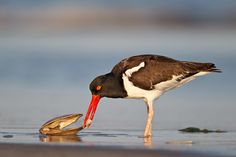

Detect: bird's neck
[103,72,127,98]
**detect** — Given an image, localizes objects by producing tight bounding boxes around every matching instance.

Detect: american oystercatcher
[83,54,220,137]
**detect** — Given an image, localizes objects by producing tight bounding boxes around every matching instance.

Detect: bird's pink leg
[144,99,154,137]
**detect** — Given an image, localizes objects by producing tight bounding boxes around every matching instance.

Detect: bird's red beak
[83,95,101,128]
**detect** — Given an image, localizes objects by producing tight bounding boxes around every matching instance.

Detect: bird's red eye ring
[96,85,102,91]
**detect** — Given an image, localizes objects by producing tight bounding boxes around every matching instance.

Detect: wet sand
[0,129,236,157]
[0,142,233,157]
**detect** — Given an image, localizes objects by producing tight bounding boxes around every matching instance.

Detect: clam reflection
[39,135,82,143]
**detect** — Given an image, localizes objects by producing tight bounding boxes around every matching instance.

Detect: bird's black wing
[112,54,219,90]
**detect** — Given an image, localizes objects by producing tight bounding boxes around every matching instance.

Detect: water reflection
[39,135,82,143]
[143,137,153,148]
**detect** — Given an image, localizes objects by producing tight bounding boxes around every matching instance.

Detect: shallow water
[0,127,236,156]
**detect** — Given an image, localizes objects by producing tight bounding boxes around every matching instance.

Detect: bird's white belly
[154,75,192,92]
[154,72,209,92]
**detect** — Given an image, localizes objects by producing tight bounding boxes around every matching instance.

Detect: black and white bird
[83,54,220,137]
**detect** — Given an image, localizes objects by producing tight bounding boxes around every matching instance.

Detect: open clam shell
[39,114,84,135]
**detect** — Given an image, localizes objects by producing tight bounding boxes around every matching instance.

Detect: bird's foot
[138,135,152,139]
[143,131,152,138]
[143,134,152,138]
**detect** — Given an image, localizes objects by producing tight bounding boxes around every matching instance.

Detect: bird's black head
[89,73,127,98]
[83,73,127,127]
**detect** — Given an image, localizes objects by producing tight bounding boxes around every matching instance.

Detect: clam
[39,114,84,135]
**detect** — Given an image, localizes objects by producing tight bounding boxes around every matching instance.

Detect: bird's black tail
[204,63,222,73]
[181,61,222,73]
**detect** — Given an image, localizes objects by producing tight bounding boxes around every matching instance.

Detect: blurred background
[0,0,235,131]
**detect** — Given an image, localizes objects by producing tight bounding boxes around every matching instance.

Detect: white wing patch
[125,62,145,77]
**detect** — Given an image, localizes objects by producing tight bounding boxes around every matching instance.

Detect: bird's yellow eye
[96,85,102,91]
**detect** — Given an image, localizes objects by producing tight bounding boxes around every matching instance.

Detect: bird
[83,54,221,137]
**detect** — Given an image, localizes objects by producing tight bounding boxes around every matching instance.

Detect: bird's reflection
[144,136,153,148]
[39,135,82,143]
